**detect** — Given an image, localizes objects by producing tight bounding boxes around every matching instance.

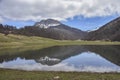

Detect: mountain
[1,17,120,41]
[87,17,120,41]
[33,19,87,40]
[24,17,120,41]
[34,19,61,29]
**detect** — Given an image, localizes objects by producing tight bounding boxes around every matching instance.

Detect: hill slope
[33,19,87,40]
[87,17,120,41]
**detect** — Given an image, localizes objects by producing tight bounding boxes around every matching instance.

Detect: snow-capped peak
[34,19,61,29]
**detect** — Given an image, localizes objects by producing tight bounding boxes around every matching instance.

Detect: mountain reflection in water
[0,45,120,72]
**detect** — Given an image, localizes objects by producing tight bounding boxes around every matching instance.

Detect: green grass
[0,33,120,55]
[0,69,120,80]
[0,33,120,48]
[0,33,57,47]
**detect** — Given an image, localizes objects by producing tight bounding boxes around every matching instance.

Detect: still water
[0,45,120,72]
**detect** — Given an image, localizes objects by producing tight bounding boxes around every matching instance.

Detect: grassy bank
[0,33,57,48]
[0,33,120,55]
[0,69,120,80]
[0,33,120,48]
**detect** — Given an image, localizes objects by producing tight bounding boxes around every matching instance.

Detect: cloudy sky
[0,0,120,31]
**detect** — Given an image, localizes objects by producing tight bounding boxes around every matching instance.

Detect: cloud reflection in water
[0,57,120,73]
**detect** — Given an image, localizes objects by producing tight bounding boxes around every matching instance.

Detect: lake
[0,45,120,72]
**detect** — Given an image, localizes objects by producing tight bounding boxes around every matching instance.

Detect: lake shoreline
[0,68,120,80]
[1,33,120,49]
[1,34,120,80]
[1,68,120,73]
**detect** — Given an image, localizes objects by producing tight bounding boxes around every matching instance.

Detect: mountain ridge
[32,19,87,40]
[0,17,120,41]
[34,19,61,29]
[87,17,120,41]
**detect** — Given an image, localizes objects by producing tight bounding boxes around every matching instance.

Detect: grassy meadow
[0,33,120,55]
[0,69,120,80]
[0,33,120,80]
[0,33,120,48]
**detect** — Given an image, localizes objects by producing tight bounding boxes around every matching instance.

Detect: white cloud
[0,16,3,23]
[0,0,120,21]
[1,61,120,72]
[0,57,120,72]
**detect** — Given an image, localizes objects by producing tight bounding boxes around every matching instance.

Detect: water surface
[0,45,120,72]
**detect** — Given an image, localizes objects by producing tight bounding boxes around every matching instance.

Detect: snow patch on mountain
[35,23,60,29]
[34,19,61,29]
